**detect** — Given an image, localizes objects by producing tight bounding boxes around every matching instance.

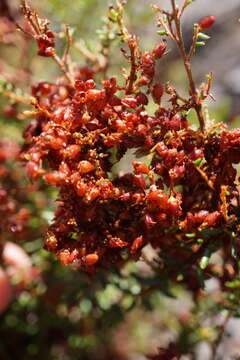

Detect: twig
[75,42,97,63]
[19,0,75,86]
[125,35,138,94]
[115,1,139,94]
[62,25,72,64]
[169,0,205,132]
[188,24,200,59]
[53,54,74,85]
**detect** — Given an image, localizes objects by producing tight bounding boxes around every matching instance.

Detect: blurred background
[0,1,240,359]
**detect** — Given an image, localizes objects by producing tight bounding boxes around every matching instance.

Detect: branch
[169,0,205,132]
[19,0,74,86]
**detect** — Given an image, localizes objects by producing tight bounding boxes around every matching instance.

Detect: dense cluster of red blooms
[0,140,30,251]
[17,1,240,276]
[21,61,240,273]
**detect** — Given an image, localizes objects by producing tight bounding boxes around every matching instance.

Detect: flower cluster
[22,67,240,273]
[19,0,56,57]
[19,1,240,277]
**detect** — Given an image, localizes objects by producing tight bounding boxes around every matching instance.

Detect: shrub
[1,1,240,359]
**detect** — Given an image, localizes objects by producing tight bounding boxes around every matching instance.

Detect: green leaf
[196,41,206,47]
[186,233,196,239]
[200,255,209,270]
[198,32,210,40]
[157,30,168,36]
[109,8,118,22]
[199,245,219,270]
[193,157,206,167]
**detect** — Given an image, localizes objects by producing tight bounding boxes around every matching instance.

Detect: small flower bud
[152,42,167,59]
[152,83,164,104]
[121,97,138,109]
[199,16,216,29]
[85,253,99,265]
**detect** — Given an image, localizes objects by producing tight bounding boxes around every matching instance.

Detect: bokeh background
[0,1,240,359]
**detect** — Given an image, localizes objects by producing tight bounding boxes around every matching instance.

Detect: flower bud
[199,16,216,29]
